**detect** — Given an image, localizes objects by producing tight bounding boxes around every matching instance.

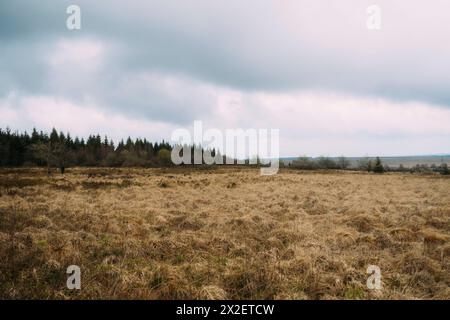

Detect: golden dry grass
[0,167,449,299]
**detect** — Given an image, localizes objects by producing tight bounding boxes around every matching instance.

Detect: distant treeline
[0,127,222,173]
[288,156,449,175]
[1,127,449,175]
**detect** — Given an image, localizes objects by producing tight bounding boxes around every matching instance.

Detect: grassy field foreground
[0,167,449,299]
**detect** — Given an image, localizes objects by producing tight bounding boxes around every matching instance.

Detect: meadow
[0,167,449,299]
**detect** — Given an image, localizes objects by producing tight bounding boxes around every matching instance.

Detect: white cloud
[49,39,105,69]
[2,87,450,156]
[245,91,450,137]
[0,93,176,142]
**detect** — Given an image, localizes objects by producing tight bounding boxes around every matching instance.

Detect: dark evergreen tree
[0,126,241,169]
[373,157,384,173]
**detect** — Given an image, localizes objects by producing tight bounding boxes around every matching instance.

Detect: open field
[0,167,449,299]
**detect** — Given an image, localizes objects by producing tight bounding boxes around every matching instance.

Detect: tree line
[1,127,449,175]
[289,156,385,173]
[289,155,449,175]
[0,127,177,173]
[0,127,230,173]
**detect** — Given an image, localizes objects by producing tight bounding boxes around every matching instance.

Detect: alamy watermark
[366,265,382,290]
[366,5,382,30]
[66,265,81,290]
[66,5,81,30]
[171,121,279,175]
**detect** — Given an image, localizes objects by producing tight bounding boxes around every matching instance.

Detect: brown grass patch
[0,167,449,299]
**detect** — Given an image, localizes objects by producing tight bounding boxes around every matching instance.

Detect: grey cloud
[1,0,450,121]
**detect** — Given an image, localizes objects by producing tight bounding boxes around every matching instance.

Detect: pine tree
[373,157,384,173]
[0,126,180,168]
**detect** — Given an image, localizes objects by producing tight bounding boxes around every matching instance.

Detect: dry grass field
[0,167,449,299]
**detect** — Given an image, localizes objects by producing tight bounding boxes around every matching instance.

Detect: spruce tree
[373,157,384,173]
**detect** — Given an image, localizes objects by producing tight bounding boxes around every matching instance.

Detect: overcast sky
[1,0,450,157]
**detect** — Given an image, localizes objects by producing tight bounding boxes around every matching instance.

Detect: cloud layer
[1,0,450,156]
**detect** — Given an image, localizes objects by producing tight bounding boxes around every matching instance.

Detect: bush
[316,156,338,169]
[439,163,449,175]
[121,151,147,167]
[337,156,350,169]
[290,156,316,170]
[357,157,372,172]
[410,164,432,174]
[157,148,172,166]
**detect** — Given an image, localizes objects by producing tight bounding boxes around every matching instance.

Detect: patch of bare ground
[0,167,448,299]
